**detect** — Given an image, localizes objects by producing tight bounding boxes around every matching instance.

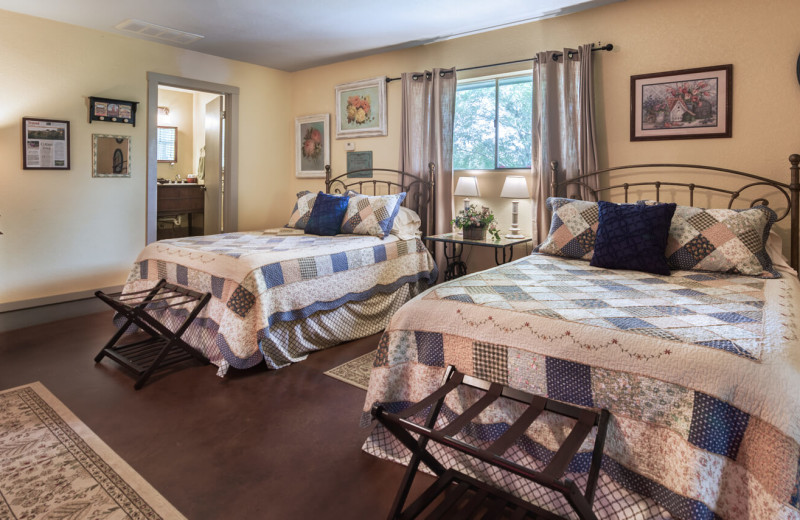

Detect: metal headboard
[549,154,800,272]
[325,163,437,238]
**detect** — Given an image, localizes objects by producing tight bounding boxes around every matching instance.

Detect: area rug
[324,350,375,390]
[0,382,186,519]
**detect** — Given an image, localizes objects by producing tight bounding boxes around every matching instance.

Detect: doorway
[146,73,239,244]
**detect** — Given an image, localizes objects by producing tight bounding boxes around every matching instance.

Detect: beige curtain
[399,68,456,280]
[531,44,599,243]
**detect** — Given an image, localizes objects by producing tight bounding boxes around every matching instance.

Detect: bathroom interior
[156,86,223,240]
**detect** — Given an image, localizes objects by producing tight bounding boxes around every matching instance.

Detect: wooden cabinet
[157,184,205,240]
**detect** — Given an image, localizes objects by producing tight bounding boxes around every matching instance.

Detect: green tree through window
[453,74,532,170]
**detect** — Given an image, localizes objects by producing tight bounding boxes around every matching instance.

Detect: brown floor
[0,311,433,519]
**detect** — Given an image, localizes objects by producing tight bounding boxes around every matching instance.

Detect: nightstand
[423,233,532,281]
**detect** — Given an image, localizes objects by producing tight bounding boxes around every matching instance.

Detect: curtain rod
[385,43,613,83]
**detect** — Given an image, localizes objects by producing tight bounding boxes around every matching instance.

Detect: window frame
[453,71,533,173]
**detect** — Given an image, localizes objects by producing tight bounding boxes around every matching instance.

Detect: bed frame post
[550,161,559,198]
[324,164,332,193]
[790,154,800,274]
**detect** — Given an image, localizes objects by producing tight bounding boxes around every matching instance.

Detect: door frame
[145,72,240,244]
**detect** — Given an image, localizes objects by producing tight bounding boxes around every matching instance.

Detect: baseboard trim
[0,285,124,333]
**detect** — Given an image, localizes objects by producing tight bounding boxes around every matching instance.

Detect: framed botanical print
[335,77,387,138]
[631,64,732,141]
[295,113,330,178]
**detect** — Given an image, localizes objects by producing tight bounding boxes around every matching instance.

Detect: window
[156,126,177,163]
[453,74,532,170]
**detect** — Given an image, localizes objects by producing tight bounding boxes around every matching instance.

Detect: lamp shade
[454,176,480,197]
[500,175,529,199]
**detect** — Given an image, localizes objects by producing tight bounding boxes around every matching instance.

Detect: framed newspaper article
[22,118,70,170]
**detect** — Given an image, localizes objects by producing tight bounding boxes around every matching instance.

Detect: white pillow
[766,231,796,276]
[390,206,422,239]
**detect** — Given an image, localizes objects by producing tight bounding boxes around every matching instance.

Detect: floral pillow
[534,197,599,260]
[638,201,780,278]
[340,193,407,238]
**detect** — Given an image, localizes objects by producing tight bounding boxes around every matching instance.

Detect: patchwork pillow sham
[286,190,316,229]
[340,192,407,238]
[533,197,599,260]
[638,201,780,278]
[304,192,350,236]
[590,201,676,275]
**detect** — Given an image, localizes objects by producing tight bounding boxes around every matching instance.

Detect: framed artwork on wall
[346,151,373,178]
[93,134,131,178]
[22,118,70,170]
[335,77,387,138]
[295,113,330,178]
[630,64,732,141]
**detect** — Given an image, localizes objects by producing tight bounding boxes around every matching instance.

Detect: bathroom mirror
[92,134,131,177]
[157,126,177,163]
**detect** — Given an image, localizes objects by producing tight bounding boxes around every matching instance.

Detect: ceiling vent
[115,19,204,45]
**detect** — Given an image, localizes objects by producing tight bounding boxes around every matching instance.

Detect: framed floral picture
[295,113,330,178]
[335,77,387,138]
[630,64,732,141]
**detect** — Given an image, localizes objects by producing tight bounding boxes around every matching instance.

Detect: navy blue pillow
[590,201,677,275]
[304,192,350,236]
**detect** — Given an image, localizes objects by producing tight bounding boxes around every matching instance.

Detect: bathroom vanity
[157,184,205,240]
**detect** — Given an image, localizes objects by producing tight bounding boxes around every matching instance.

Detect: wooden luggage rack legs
[94,279,211,389]
[372,366,610,520]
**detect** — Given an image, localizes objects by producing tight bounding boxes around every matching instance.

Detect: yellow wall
[3,0,800,305]
[0,9,292,304]
[288,0,800,271]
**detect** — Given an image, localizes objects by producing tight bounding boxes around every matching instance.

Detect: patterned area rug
[0,382,185,519]
[324,350,376,390]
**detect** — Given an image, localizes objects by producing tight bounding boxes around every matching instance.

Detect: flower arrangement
[346,95,372,125]
[302,126,322,159]
[452,204,500,241]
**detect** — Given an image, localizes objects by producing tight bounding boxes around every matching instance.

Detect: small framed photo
[335,77,387,139]
[630,64,732,141]
[22,118,70,170]
[93,134,131,178]
[89,96,138,126]
[295,114,330,178]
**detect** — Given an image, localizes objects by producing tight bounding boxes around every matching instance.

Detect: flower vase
[462,225,486,241]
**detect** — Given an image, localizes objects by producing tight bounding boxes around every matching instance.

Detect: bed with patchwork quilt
[362,254,800,519]
[361,157,800,519]
[123,231,437,375]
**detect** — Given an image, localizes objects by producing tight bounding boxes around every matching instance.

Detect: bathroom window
[157,126,177,163]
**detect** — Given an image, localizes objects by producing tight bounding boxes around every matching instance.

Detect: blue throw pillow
[590,201,677,275]
[304,192,350,236]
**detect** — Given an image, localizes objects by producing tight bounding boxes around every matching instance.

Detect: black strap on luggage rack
[371,365,610,520]
[94,279,211,389]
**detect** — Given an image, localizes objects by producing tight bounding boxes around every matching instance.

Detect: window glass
[157,126,177,163]
[453,74,532,170]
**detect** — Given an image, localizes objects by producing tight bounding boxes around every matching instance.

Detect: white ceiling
[0,0,621,72]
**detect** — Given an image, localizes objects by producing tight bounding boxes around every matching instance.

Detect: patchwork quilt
[362,253,800,519]
[122,231,437,373]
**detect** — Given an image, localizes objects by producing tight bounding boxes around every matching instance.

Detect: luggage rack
[371,366,610,520]
[94,279,211,389]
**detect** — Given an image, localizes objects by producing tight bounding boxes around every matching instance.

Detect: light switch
[345,142,355,151]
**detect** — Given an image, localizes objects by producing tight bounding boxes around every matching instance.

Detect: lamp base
[505,233,525,239]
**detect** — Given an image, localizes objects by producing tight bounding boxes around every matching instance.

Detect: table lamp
[453,176,480,213]
[500,175,529,239]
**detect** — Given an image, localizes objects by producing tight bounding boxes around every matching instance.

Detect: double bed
[119,165,438,375]
[362,156,800,519]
